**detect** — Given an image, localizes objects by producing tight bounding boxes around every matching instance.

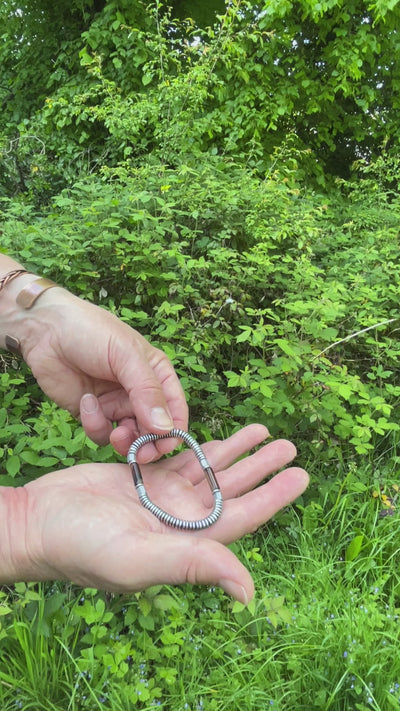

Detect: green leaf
[20,451,41,466]
[274,339,300,359]
[139,613,155,630]
[138,596,152,617]
[36,457,60,467]
[6,455,20,477]
[44,592,67,618]
[0,604,12,616]
[338,383,353,400]
[232,600,246,614]
[153,594,180,612]
[236,327,252,343]
[345,535,364,562]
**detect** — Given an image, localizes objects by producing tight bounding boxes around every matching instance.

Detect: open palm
[19,425,308,602]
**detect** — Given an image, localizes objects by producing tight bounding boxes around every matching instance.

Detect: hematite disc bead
[127,429,223,530]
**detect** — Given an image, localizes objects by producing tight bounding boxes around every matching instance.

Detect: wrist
[0,486,35,584]
[0,485,61,584]
[0,271,38,350]
[0,272,75,358]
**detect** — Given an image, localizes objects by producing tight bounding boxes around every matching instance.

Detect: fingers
[110,422,179,462]
[78,312,188,455]
[202,437,298,502]
[80,392,182,461]
[79,394,140,453]
[80,393,113,446]
[151,536,255,604]
[203,424,271,475]
[79,345,188,459]
[203,466,309,545]
[173,424,272,485]
[110,419,139,455]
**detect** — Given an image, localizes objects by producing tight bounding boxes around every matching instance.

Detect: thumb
[162,536,254,603]
[100,534,254,603]
[109,337,186,435]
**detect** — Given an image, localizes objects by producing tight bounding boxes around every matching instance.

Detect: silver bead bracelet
[127,429,223,530]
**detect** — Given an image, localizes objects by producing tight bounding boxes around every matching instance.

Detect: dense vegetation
[1,1,400,709]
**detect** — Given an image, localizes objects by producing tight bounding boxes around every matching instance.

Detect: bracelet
[16,277,57,309]
[127,429,223,530]
[0,269,28,292]
[4,276,58,355]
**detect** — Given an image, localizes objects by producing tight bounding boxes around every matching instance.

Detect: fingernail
[150,407,173,431]
[220,579,249,605]
[81,393,98,414]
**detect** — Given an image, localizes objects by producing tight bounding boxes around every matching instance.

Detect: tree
[1,0,400,199]
[196,0,400,178]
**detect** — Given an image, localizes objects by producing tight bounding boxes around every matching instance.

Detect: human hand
[19,287,188,460]
[4,426,309,602]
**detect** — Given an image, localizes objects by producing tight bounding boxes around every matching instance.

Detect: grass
[0,461,399,711]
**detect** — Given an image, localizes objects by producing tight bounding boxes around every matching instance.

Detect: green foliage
[2,0,400,199]
[0,369,116,483]
[206,0,400,178]
[170,0,226,25]
[2,152,400,467]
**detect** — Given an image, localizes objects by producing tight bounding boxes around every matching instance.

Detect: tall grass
[1,460,399,711]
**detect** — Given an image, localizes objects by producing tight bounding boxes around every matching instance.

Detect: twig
[312,317,399,361]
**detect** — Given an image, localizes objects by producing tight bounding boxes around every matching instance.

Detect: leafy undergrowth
[1,3,400,708]
[1,464,399,711]
[2,153,400,473]
[1,151,400,710]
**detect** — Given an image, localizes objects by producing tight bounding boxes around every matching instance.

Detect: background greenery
[1,0,400,709]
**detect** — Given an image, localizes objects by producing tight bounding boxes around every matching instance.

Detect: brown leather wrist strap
[5,277,58,355]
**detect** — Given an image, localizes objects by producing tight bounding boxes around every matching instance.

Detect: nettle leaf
[153,594,181,612]
[138,596,152,617]
[262,595,292,628]
[139,613,155,631]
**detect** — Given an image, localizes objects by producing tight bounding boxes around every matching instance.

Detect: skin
[2,426,309,602]
[21,290,189,461]
[0,255,188,461]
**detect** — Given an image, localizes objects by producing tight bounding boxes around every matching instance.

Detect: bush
[2,153,400,475]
